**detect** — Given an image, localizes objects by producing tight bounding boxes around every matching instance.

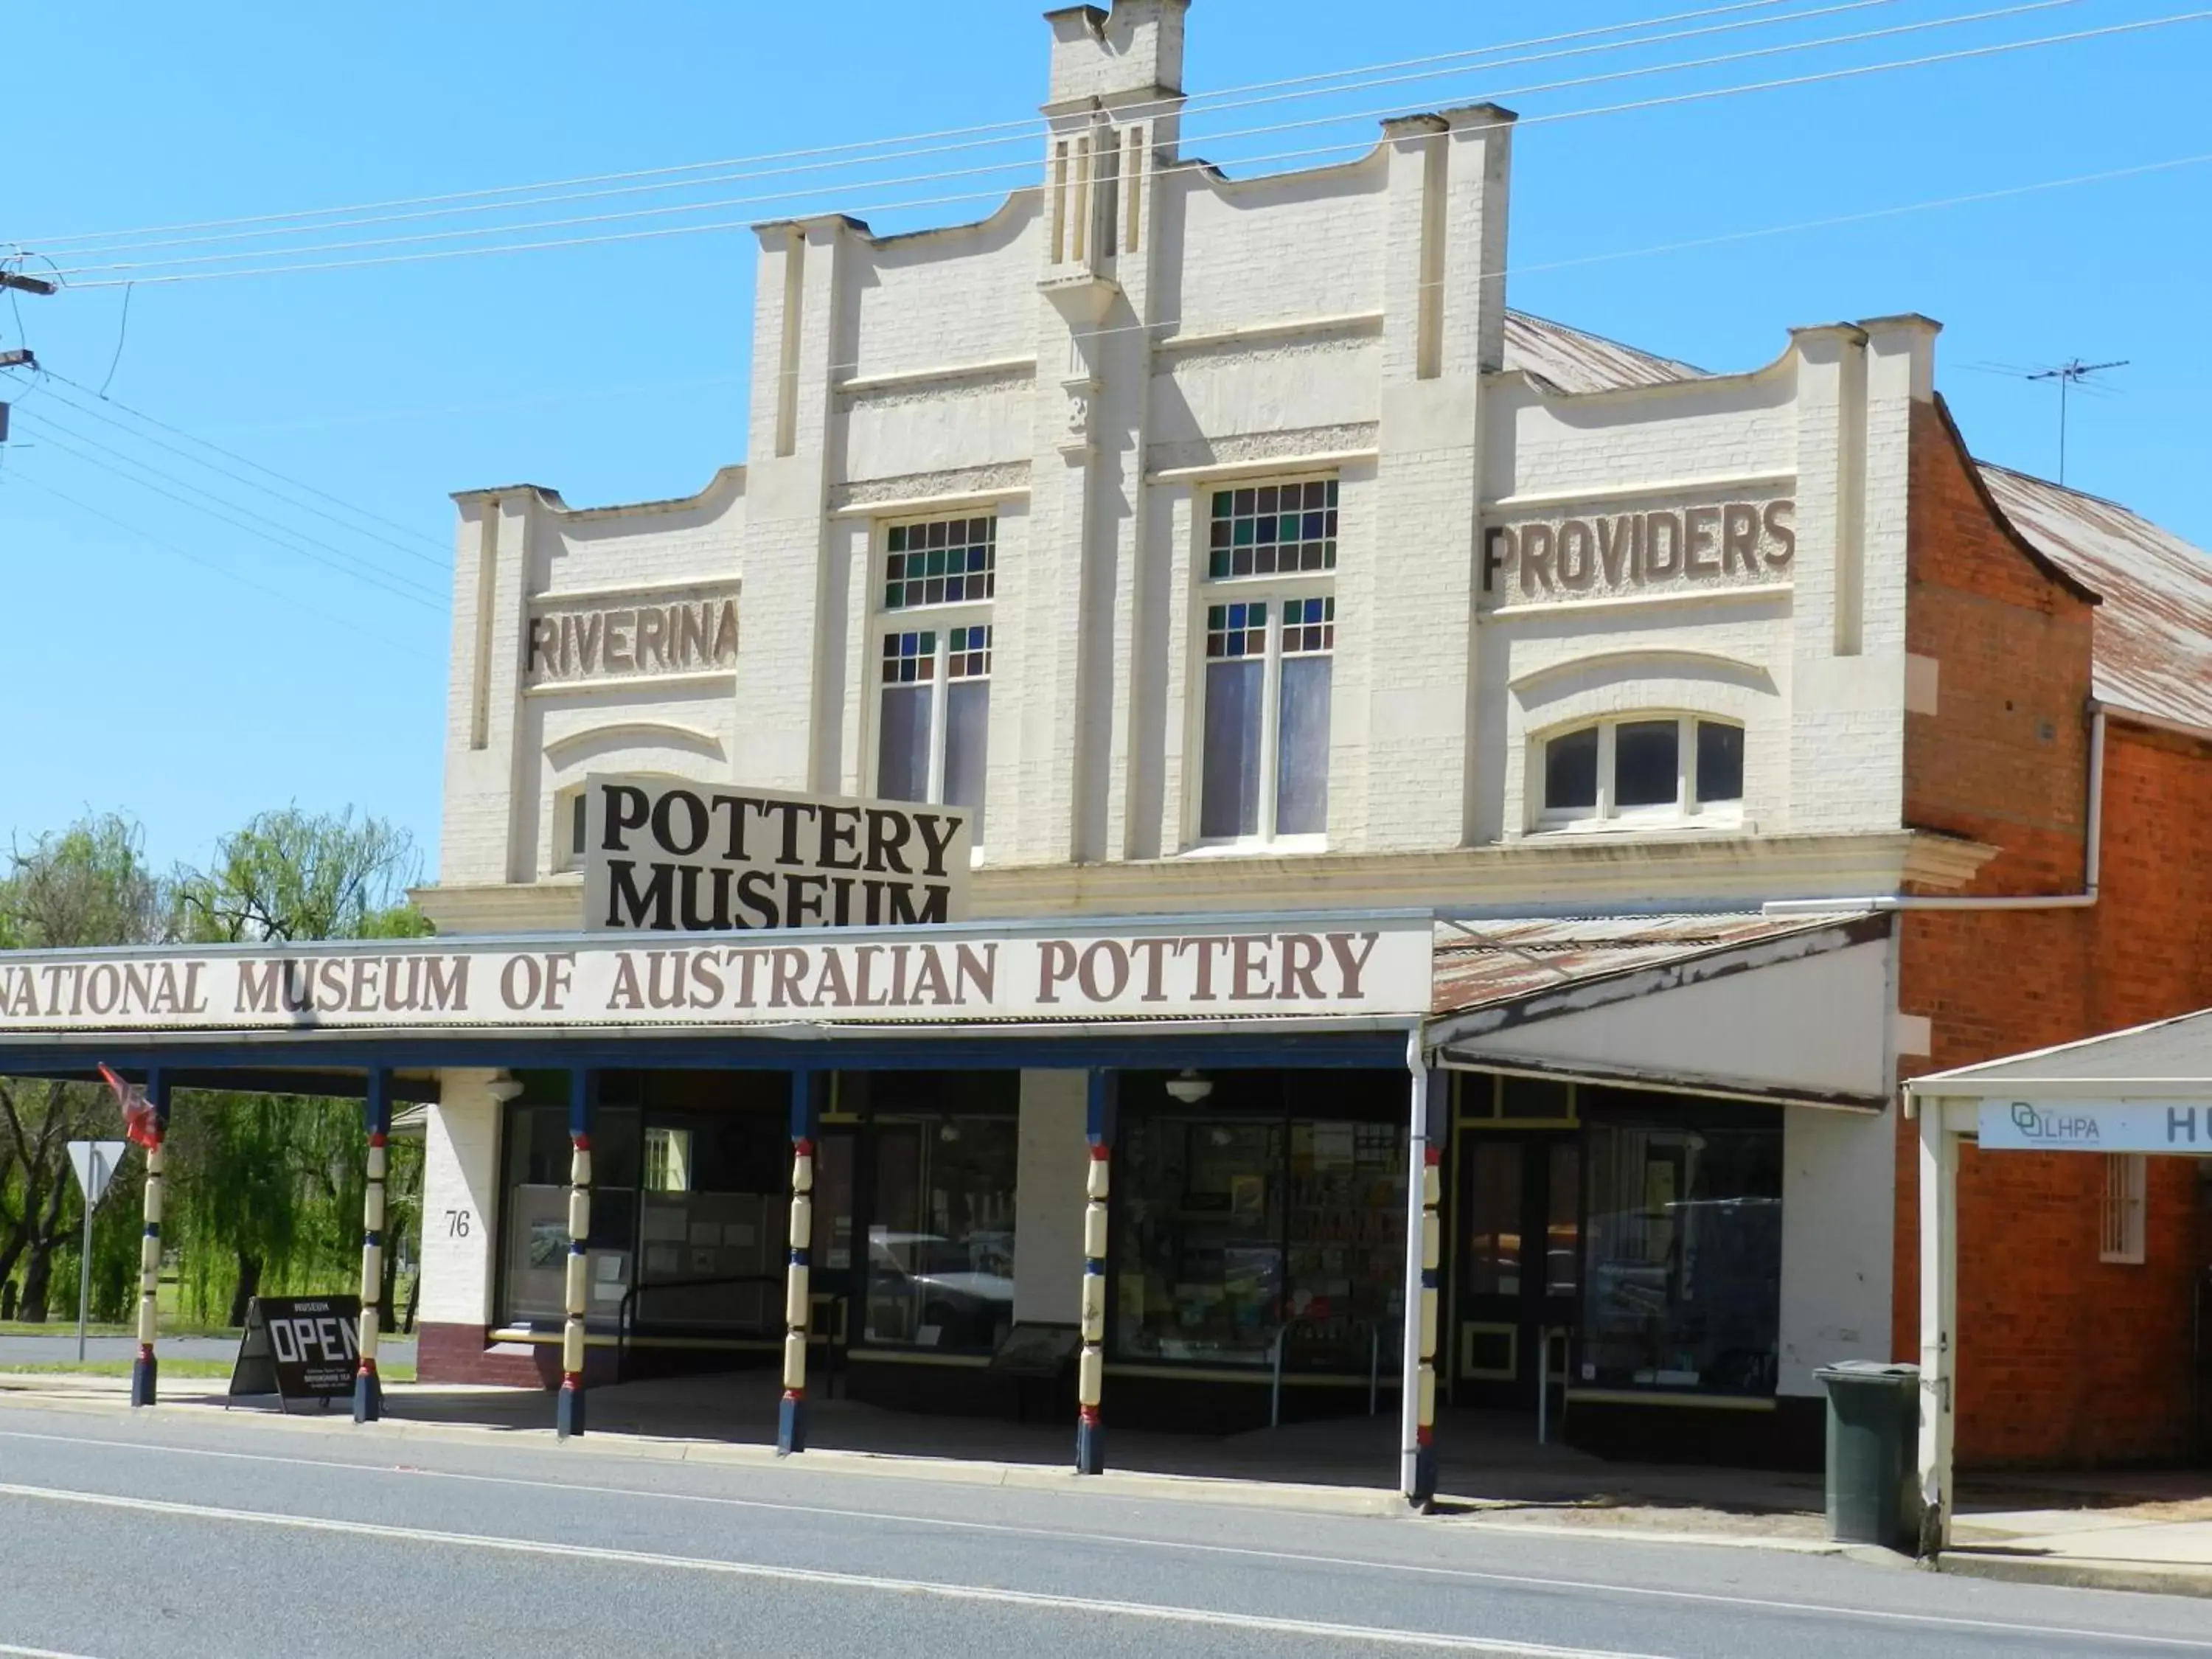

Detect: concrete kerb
[0,1374,1875,1549]
[1936,1551,2212,1600]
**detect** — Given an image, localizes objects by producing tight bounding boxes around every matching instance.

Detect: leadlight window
[1200,596,1335,841]
[1208,480,1338,580]
[1535,716,1744,829]
[884,516,996,611]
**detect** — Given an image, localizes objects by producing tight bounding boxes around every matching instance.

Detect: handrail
[614,1271,785,1383]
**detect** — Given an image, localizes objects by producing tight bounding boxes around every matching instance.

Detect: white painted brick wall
[430,1,1940,919]
[420,1071,504,1327]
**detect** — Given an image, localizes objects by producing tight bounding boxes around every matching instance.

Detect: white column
[1399,1034,1439,1504]
[1916,1096,1961,1555]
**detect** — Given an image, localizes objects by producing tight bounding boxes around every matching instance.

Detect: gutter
[1764,706,2106,917]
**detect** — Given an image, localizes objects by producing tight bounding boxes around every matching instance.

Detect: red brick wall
[415,1321,559,1388]
[1893,398,2212,1466]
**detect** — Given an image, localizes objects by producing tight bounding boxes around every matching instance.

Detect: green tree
[0,813,167,1320]
[170,807,431,1322]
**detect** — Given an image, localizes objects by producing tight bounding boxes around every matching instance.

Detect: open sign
[228,1296,362,1408]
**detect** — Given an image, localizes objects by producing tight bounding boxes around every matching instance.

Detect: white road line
[0,1481,1658,1658]
[3,1427,2206,1652]
[0,1644,110,1659]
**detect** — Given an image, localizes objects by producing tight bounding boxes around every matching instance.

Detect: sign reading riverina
[0,922,1433,1033]
[1978,1099,2212,1155]
[583,774,973,933]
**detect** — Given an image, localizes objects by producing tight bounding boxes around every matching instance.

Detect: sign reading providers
[1976,1099,2212,1155]
[584,774,973,933]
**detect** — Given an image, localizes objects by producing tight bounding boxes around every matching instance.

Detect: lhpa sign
[583,774,971,933]
[1978,1099,2212,1155]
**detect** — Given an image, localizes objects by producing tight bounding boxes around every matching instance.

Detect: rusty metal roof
[1428,911,1865,1018]
[1500,310,1705,394]
[1978,463,2212,731]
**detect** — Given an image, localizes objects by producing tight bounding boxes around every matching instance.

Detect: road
[0,1400,2202,1658]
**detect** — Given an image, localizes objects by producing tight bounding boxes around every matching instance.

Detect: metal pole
[76,1148,100,1364]
[556,1068,595,1440]
[1399,1032,1440,1507]
[355,1070,392,1423]
[130,1073,169,1409]
[778,1068,824,1456]
[1075,1068,1116,1475]
[1271,1326,1285,1429]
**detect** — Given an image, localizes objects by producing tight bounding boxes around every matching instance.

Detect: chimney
[1042,1,1188,112]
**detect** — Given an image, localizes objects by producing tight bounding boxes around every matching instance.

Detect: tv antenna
[1966,357,2129,486]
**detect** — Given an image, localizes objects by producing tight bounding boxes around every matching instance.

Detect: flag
[98,1064,162,1150]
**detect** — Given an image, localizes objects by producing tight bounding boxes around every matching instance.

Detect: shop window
[1116,1105,1405,1370]
[1534,715,1743,830]
[498,1098,641,1329]
[877,625,991,844]
[1199,594,1335,844]
[863,1114,1017,1353]
[2099,1154,2147,1265]
[1579,1096,1781,1396]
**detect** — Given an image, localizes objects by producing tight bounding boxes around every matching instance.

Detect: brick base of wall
[415,1322,558,1388]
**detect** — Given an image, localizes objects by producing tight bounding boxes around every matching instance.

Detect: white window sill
[1523,813,1752,839]
[1178,835,1330,860]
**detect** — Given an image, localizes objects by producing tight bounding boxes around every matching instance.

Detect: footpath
[2,1368,2205,1597]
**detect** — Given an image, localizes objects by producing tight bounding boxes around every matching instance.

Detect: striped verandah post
[354,1068,393,1423]
[1076,1068,1116,1476]
[557,1067,596,1439]
[1401,1034,1442,1508]
[779,1068,825,1455]
[128,1069,170,1408]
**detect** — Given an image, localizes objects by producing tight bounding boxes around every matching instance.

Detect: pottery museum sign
[0,922,1433,1033]
[1480,493,1795,608]
[583,774,973,932]
[526,585,738,685]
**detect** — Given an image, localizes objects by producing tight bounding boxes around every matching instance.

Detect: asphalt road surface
[0,1401,2202,1658]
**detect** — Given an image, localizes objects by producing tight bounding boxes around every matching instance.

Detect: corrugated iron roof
[1978,464,2212,731]
[1428,911,1861,1018]
[1500,310,1705,394]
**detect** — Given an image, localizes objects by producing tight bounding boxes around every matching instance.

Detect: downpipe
[1764,707,2105,917]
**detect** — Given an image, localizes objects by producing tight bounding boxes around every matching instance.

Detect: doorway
[1455,1131,1579,1410]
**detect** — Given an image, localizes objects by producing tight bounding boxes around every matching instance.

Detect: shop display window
[863,1113,1018,1353]
[498,1093,640,1329]
[1116,1099,1405,1371]
[1578,1095,1781,1396]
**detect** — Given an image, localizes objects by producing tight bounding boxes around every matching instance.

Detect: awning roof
[1907,1004,2212,1100]
[1427,910,1896,1110]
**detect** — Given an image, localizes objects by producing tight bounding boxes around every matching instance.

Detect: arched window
[1535,715,1743,830]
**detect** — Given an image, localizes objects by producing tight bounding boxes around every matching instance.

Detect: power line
[51,6,2208,291]
[33,375,451,567]
[14,416,448,610]
[41,0,2082,282]
[1,473,441,661]
[20,0,1911,265]
[14,0,1834,252]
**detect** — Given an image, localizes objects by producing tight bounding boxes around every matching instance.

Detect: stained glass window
[1208,479,1337,580]
[1205,602,1267,659]
[885,516,997,610]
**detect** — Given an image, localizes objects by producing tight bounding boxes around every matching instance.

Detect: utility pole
[2025,358,2128,487]
[0,264,52,445]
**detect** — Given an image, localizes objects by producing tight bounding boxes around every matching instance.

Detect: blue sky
[3,0,2206,878]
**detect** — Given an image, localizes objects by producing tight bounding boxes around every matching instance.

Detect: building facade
[4,0,2204,1477]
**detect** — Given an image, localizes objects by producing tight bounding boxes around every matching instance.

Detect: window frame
[869,512,997,848]
[1530,713,1745,834]
[1189,474,1340,853]
[2099,1152,2148,1265]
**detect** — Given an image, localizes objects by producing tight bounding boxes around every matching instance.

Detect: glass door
[810,1130,857,1363]
[1455,1133,1579,1409]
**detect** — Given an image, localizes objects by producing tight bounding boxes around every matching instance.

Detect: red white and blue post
[128,1068,170,1409]
[556,1068,595,1439]
[778,1069,824,1456]
[354,1068,392,1423]
[1076,1068,1116,1476]
[1401,1035,1441,1508]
